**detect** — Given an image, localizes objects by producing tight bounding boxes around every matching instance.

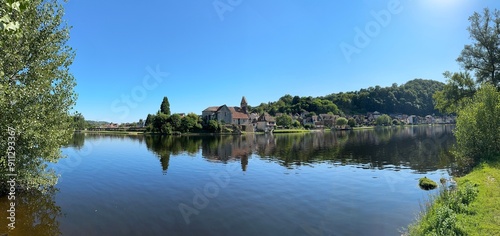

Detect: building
[202,96,253,131]
[256,112,276,132]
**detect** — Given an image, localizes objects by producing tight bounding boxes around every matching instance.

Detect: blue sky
[65,0,500,123]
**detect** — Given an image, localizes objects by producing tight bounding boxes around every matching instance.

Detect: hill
[251,79,444,116]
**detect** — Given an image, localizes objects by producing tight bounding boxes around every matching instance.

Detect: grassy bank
[407,162,500,235]
[78,130,143,135]
[272,129,310,133]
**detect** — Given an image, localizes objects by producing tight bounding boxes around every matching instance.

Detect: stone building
[202,96,253,131]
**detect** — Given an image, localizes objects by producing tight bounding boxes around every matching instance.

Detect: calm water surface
[1,125,457,236]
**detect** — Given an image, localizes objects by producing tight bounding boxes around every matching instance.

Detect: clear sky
[64,0,500,123]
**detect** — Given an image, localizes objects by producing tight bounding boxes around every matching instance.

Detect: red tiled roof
[228,107,249,119]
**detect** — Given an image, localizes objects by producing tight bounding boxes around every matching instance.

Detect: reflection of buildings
[140,126,456,173]
[200,135,278,171]
[202,136,254,171]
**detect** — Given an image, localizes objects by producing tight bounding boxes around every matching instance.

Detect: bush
[347,118,356,127]
[454,84,500,163]
[392,119,400,125]
[375,114,391,126]
[336,117,348,127]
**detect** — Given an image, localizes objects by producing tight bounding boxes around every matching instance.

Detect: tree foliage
[249,79,443,116]
[325,79,444,116]
[0,0,76,193]
[0,0,29,33]
[347,118,356,127]
[251,95,340,116]
[71,112,86,131]
[433,71,477,114]
[160,96,171,115]
[454,84,500,163]
[336,117,348,127]
[376,114,392,126]
[146,98,202,134]
[276,114,292,128]
[457,8,500,86]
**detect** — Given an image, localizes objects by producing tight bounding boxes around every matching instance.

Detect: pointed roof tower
[240,96,248,113]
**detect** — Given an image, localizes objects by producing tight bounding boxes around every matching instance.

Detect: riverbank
[407,161,500,235]
[77,130,144,135]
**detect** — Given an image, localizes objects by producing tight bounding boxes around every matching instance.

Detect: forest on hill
[250,79,445,116]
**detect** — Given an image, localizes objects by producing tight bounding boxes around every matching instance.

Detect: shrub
[375,114,391,126]
[454,84,500,163]
[347,118,356,127]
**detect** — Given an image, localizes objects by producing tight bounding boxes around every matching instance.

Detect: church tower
[240,96,248,114]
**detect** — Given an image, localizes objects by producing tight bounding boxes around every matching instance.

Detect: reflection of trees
[64,133,85,150]
[141,126,455,173]
[145,135,202,173]
[252,126,456,172]
[82,133,145,144]
[0,187,62,236]
[86,126,456,173]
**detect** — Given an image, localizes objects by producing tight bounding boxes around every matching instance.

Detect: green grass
[352,126,375,130]
[272,129,310,133]
[407,162,500,235]
[80,130,143,135]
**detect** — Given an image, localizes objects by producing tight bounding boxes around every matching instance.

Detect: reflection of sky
[43,129,454,235]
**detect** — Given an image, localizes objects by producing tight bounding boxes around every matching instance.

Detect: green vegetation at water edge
[272,129,310,133]
[407,7,500,235]
[407,162,500,235]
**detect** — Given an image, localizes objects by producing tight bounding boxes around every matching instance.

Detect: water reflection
[145,136,202,173]
[0,188,61,236]
[143,125,456,173]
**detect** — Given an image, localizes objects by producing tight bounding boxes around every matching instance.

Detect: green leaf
[11,2,21,12]
[4,21,19,31]
[0,14,11,23]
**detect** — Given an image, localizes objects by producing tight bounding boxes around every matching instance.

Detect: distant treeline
[250,79,444,116]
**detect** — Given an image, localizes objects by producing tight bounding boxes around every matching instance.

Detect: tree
[336,117,348,127]
[72,112,86,131]
[292,120,301,128]
[181,113,202,132]
[145,114,154,126]
[454,84,500,163]
[347,118,356,127]
[208,120,220,133]
[433,71,477,113]
[0,0,76,194]
[457,8,500,86]
[376,114,391,126]
[168,114,182,131]
[160,96,171,115]
[276,114,293,128]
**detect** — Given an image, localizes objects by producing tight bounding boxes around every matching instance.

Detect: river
[0,125,457,236]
